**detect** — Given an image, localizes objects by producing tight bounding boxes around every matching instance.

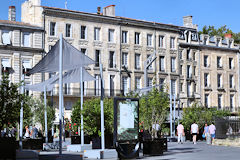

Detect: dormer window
[216,39,220,47]
[203,37,207,45]
[228,40,232,48]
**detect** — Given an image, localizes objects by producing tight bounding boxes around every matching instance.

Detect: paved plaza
[39,141,240,160]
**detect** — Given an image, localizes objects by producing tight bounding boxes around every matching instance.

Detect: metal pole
[19,74,24,151]
[173,94,176,137]
[144,64,147,88]
[170,80,172,138]
[178,100,180,125]
[59,34,63,154]
[44,85,48,143]
[80,67,84,146]
[100,64,105,150]
[62,96,65,142]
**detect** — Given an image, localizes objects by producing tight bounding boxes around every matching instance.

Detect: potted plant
[139,87,169,155]
[71,98,114,148]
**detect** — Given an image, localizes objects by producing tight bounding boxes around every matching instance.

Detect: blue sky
[0,0,239,32]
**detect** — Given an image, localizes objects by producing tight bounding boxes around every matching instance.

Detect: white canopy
[28,39,95,74]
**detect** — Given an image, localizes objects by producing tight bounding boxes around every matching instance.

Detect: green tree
[33,99,55,133]
[199,25,240,44]
[71,98,114,136]
[139,88,169,138]
[181,102,230,131]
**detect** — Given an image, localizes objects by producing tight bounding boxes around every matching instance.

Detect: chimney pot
[183,15,193,28]
[103,5,115,17]
[97,7,101,15]
[8,6,16,21]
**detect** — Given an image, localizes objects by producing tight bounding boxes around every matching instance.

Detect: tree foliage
[181,102,231,131]
[199,25,240,44]
[139,88,169,138]
[71,98,114,136]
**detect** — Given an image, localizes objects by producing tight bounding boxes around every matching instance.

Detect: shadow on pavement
[40,154,83,160]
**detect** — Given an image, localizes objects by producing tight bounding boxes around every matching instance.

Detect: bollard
[100,151,104,159]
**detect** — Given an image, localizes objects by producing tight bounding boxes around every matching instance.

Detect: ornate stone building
[0,6,44,97]
[21,0,240,116]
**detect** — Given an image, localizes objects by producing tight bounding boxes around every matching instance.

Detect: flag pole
[100,63,105,150]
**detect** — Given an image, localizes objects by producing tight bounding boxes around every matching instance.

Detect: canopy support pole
[44,85,48,143]
[80,67,84,146]
[19,74,24,151]
[173,94,176,137]
[59,34,63,155]
[170,80,172,138]
[100,64,105,150]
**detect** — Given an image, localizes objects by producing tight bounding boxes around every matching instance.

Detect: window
[94,74,101,96]
[216,39,220,47]
[147,55,153,70]
[159,35,164,48]
[193,52,195,61]
[80,48,87,55]
[217,56,222,68]
[147,77,153,87]
[187,82,191,97]
[147,34,152,46]
[22,59,32,74]
[122,31,128,43]
[229,40,232,48]
[229,58,233,69]
[180,65,183,75]
[193,83,196,92]
[135,32,140,45]
[170,37,175,49]
[122,52,128,67]
[217,74,222,88]
[205,94,209,107]
[95,50,100,67]
[230,95,234,111]
[94,27,100,41]
[187,49,190,60]
[204,73,209,87]
[171,79,176,95]
[180,83,183,92]
[179,50,183,60]
[1,58,11,73]
[204,55,208,67]
[49,22,56,36]
[80,26,87,39]
[122,76,128,95]
[171,57,176,72]
[187,65,192,78]
[65,24,72,37]
[203,37,207,45]
[23,32,30,47]
[159,78,165,90]
[135,53,140,69]
[229,75,234,88]
[110,75,115,96]
[159,56,165,72]
[135,77,141,89]
[108,29,114,42]
[218,94,222,109]
[2,30,10,44]
[109,51,115,68]
[65,101,73,110]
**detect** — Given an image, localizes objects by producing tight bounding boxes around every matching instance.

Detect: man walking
[209,122,216,143]
[177,122,184,144]
[191,122,199,144]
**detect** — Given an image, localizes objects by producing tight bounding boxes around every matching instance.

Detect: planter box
[23,138,43,150]
[0,137,16,159]
[71,136,91,144]
[117,143,139,159]
[143,138,167,155]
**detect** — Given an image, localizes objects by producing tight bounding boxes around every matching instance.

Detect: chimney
[224,33,232,39]
[97,7,101,15]
[8,6,16,21]
[30,0,41,6]
[103,5,115,17]
[183,15,193,28]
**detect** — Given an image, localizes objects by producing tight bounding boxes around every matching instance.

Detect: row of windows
[204,55,234,69]
[1,30,31,47]
[49,22,176,48]
[204,73,235,88]
[205,94,235,109]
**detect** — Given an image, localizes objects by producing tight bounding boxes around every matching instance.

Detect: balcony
[48,87,123,97]
[204,85,212,90]
[217,86,225,91]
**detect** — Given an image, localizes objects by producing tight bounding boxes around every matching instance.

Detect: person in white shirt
[191,122,199,144]
[177,122,184,144]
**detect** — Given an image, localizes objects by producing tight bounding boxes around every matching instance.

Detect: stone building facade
[21,0,240,116]
[0,6,44,97]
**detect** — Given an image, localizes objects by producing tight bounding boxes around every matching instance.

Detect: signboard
[114,98,139,143]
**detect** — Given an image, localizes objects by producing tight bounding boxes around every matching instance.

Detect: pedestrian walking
[24,126,30,139]
[191,122,199,144]
[209,122,216,143]
[11,126,17,138]
[177,122,184,144]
